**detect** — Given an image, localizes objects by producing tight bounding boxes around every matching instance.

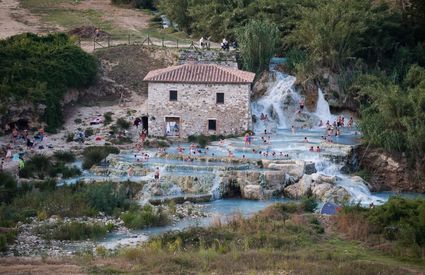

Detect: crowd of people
[0,126,51,177]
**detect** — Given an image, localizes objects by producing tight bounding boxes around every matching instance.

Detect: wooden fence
[82,34,218,51]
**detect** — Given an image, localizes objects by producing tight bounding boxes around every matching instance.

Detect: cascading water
[314,88,334,124]
[315,160,383,205]
[252,73,298,129]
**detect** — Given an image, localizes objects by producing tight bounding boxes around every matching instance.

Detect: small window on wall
[216,93,224,104]
[169,90,177,101]
[208,119,217,131]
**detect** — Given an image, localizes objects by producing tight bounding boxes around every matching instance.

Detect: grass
[84,203,425,274]
[120,204,169,229]
[19,0,191,43]
[39,221,110,241]
[53,151,76,162]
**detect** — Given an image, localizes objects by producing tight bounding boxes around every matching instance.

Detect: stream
[63,57,424,250]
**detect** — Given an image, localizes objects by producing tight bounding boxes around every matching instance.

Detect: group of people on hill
[220,38,237,51]
[1,126,50,178]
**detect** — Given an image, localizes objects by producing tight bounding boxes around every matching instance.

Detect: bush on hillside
[121,204,169,229]
[53,151,76,163]
[83,183,129,215]
[116,118,131,129]
[82,146,120,169]
[0,33,98,131]
[301,197,318,212]
[236,20,279,74]
[103,112,113,125]
[111,0,156,9]
[0,172,18,203]
[43,222,109,241]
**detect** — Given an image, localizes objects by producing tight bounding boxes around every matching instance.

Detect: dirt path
[0,0,150,39]
[0,0,40,39]
[0,257,85,274]
[62,0,150,32]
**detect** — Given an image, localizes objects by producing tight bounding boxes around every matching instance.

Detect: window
[208,119,217,131]
[169,90,177,101]
[216,93,224,104]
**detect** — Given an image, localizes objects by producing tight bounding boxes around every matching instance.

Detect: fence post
[162,37,164,47]
[176,40,178,48]
[147,35,150,46]
[108,36,110,48]
[128,34,130,45]
[93,37,96,51]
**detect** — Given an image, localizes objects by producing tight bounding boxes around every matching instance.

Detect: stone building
[143,63,255,138]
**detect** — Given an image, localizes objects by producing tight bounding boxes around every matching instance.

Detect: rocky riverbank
[3,202,209,257]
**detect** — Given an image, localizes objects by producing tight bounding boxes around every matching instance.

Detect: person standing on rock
[154,167,160,182]
[244,133,250,146]
[18,157,25,178]
[12,128,18,144]
[128,166,134,177]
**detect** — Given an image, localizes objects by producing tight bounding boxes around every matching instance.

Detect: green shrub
[121,204,169,229]
[66,133,74,142]
[0,234,7,252]
[116,118,131,129]
[197,134,208,148]
[19,154,52,179]
[157,140,170,148]
[82,146,120,169]
[0,33,98,131]
[48,222,109,240]
[0,172,18,203]
[36,178,57,192]
[111,0,156,9]
[83,182,129,215]
[84,127,94,137]
[309,217,325,234]
[367,197,425,246]
[301,197,318,212]
[103,112,113,125]
[273,202,298,214]
[236,20,279,74]
[110,137,133,145]
[50,163,81,179]
[53,151,75,162]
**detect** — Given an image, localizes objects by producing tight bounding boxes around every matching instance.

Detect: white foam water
[314,88,334,124]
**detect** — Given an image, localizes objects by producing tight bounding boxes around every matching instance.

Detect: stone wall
[147,82,251,137]
[178,49,238,68]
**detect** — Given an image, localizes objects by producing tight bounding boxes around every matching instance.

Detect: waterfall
[314,88,334,124]
[336,177,384,205]
[210,174,223,200]
[251,69,299,130]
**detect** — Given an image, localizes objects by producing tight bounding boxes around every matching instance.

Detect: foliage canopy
[0,33,98,131]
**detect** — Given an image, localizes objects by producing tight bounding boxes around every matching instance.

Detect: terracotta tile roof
[143,63,255,84]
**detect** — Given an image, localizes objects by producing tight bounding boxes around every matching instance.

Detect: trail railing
[88,34,219,51]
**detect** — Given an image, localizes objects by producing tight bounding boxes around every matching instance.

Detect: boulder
[263,160,305,180]
[284,174,313,199]
[311,173,336,185]
[311,183,333,200]
[251,71,270,100]
[242,185,262,200]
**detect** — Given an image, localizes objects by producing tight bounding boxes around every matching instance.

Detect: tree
[157,0,192,32]
[236,20,279,74]
[286,0,377,71]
